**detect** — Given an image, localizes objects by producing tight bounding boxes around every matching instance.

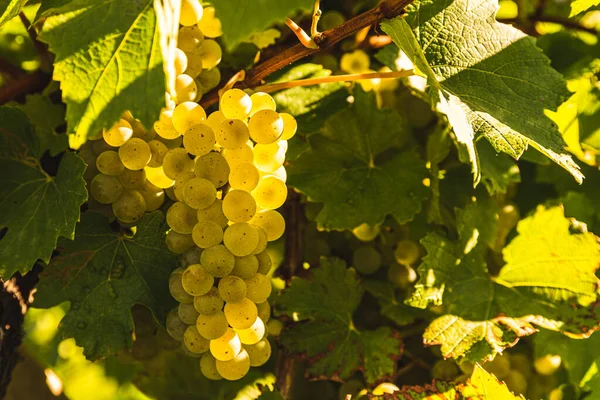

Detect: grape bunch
[165,88,296,381]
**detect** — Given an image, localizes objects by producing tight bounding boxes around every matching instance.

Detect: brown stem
[19,12,53,72]
[498,15,598,35]
[200,0,413,108]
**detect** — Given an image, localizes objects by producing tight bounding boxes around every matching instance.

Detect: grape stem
[18,12,53,72]
[219,70,246,97]
[310,0,322,39]
[284,18,319,49]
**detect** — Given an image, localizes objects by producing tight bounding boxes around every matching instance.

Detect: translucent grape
[138,180,165,211]
[119,138,152,170]
[194,287,224,314]
[181,264,214,296]
[352,223,380,242]
[183,326,210,355]
[222,190,256,223]
[119,168,145,189]
[196,311,228,340]
[215,349,250,381]
[183,177,217,209]
[147,140,169,167]
[320,10,346,30]
[279,113,298,140]
[179,302,200,325]
[184,51,203,78]
[249,92,276,115]
[205,110,227,134]
[163,148,194,180]
[252,176,287,209]
[253,141,286,172]
[169,268,194,303]
[198,39,222,70]
[534,355,561,376]
[200,244,235,277]
[352,246,382,275]
[235,316,265,345]
[173,101,207,134]
[180,0,203,26]
[223,144,254,167]
[154,109,180,140]
[223,223,260,257]
[224,298,257,330]
[194,152,230,188]
[250,210,285,241]
[231,255,259,279]
[244,273,271,304]
[144,166,175,189]
[91,174,123,204]
[245,338,271,367]
[96,150,125,176]
[217,119,250,150]
[196,67,221,94]
[387,263,416,289]
[256,300,271,322]
[197,6,222,38]
[200,352,223,380]
[175,74,198,104]
[394,240,420,265]
[103,119,133,147]
[174,48,188,76]
[252,226,268,255]
[229,162,259,191]
[218,274,247,304]
[173,171,195,201]
[166,230,195,255]
[340,50,370,74]
[248,110,283,144]
[220,89,252,120]
[267,319,282,337]
[166,308,187,341]
[210,328,242,361]
[178,25,204,52]
[197,199,229,228]
[192,220,223,248]
[167,202,198,234]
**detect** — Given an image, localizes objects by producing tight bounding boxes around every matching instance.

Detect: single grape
[166,308,187,341]
[218,275,247,303]
[252,226,268,255]
[173,171,195,201]
[229,162,259,191]
[197,6,222,38]
[267,319,282,337]
[175,74,198,104]
[163,148,195,180]
[222,190,257,223]
[194,287,224,314]
[220,89,252,120]
[483,353,511,379]
[184,51,204,78]
[119,138,152,170]
[252,176,287,210]
[180,246,203,267]
[244,273,271,303]
[320,10,346,30]
[340,50,370,74]
[112,190,146,223]
[147,140,169,167]
[118,168,145,189]
[255,251,272,275]
[248,110,283,144]
[173,101,207,134]
[244,338,271,367]
[183,177,217,209]
[352,223,380,242]
[394,240,421,265]
[509,353,532,379]
[183,325,210,355]
[166,202,198,234]
[223,223,260,257]
[181,264,214,296]
[103,119,133,147]
[96,150,125,176]
[223,144,254,167]
[144,166,175,188]
[154,109,180,140]
[166,230,195,255]
[200,352,223,380]
[198,39,222,70]
[197,198,229,228]
[387,263,417,288]
[205,110,227,134]
[250,92,276,115]
[192,220,223,248]
[224,298,257,330]
[534,354,561,376]
[216,349,250,381]
[253,141,286,172]
[279,112,298,140]
[196,311,228,340]
[194,152,230,188]
[217,119,250,150]
[196,67,221,94]
[210,328,242,361]
[431,359,460,380]
[174,48,188,76]
[178,25,204,52]
[179,302,200,325]
[352,246,382,275]
[200,244,235,277]
[169,268,194,303]
[138,180,165,211]
[231,255,259,279]
[250,210,285,241]
[179,0,203,26]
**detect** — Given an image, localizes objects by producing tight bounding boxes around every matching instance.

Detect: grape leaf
[410,202,600,361]
[364,281,426,326]
[287,88,429,230]
[212,0,313,48]
[38,0,165,148]
[34,212,178,360]
[380,1,582,184]
[0,106,86,278]
[474,140,521,195]
[277,258,403,383]
[570,0,600,16]
[0,0,27,28]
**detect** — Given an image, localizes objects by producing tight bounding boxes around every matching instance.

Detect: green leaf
[39,0,165,148]
[213,0,313,48]
[0,106,86,278]
[381,1,582,184]
[570,0,600,16]
[287,88,429,230]
[364,281,426,326]
[474,140,521,195]
[410,202,600,361]
[277,258,403,383]
[34,212,178,360]
[0,0,27,29]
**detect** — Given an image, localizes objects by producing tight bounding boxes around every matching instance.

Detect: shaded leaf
[0,0,26,29]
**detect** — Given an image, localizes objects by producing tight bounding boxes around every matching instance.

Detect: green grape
[194,152,230,188]
[387,263,417,288]
[112,190,146,223]
[340,50,370,74]
[205,110,227,133]
[255,251,272,275]
[181,246,203,267]
[165,186,178,201]
[320,10,346,30]
[248,110,283,144]
[338,380,363,400]
[181,122,214,159]
[183,325,210,355]
[103,119,133,147]
[222,190,257,223]
[118,168,145,189]
[458,360,475,375]
[173,101,207,134]
[253,140,287,173]
[178,25,204,52]
[196,67,221,94]
[173,171,195,201]
[224,298,257,330]
[147,140,169,167]
[372,383,399,396]
[145,166,175,188]
[196,311,228,340]
[504,370,527,395]
[223,223,260,257]
[252,226,268,254]
[244,338,271,367]
[194,287,224,314]
[166,202,198,234]
[509,353,532,379]
[394,240,421,265]
[181,264,214,296]
[174,48,188,76]
[154,109,180,140]
[158,133,184,149]
[79,143,99,179]
[197,6,222,38]
[179,302,200,325]
[169,268,194,303]
[483,353,511,379]
[220,89,252,120]
[197,198,228,228]
[257,301,271,324]
[249,92,276,115]
[182,342,203,358]
[183,51,204,79]
[183,177,217,209]
[200,352,223,380]
[198,39,222,70]
[200,244,235,277]
[260,166,287,184]
[175,74,198,104]
[229,162,259,191]
[217,119,250,150]
[223,143,254,167]
[252,176,287,210]
[166,230,195,254]
[180,0,203,26]
[192,220,223,248]
[210,328,242,361]
[352,246,382,275]
[96,150,125,176]
[231,255,259,279]
[267,319,282,337]
[218,275,247,303]
[166,308,188,341]
[244,273,271,303]
[534,354,561,376]
[431,359,460,380]
[131,118,156,142]
[118,138,152,170]
[92,138,114,155]
[352,223,380,242]
[163,148,194,180]
[138,180,165,211]
[250,210,285,241]
[279,113,297,140]
[216,348,250,381]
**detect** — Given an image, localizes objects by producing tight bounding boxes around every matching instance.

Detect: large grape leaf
[409,202,600,361]
[0,0,27,28]
[380,0,582,185]
[34,212,178,360]
[38,0,165,148]
[0,106,86,278]
[277,258,403,383]
[287,88,430,230]
[212,0,313,48]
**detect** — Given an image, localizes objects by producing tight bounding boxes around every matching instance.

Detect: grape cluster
[165,89,296,381]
